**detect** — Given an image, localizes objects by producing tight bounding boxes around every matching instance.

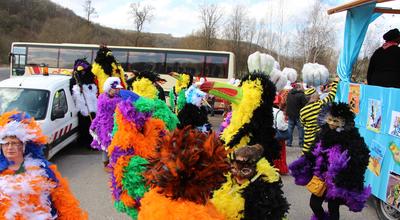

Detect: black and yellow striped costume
[299,81,338,153]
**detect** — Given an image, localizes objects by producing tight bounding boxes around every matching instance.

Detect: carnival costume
[90,77,125,152]
[289,102,371,219]
[138,127,229,220]
[177,84,211,132]
[92,45,126,93]
[0,111,87,219]
[212,144,289,220]
[168,72,193,113]
[107,71,179,219]
[200,52,288,162]
[201,52,289,219]
[70,58,98,147]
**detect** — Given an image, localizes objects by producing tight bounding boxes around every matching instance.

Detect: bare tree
[83,0,97,23]
[224,5,249,76]
[129,2,154,46]
[198,3,222,50]
[295,0,336,64]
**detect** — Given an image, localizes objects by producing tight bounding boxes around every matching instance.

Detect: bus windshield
[0,88,50,120]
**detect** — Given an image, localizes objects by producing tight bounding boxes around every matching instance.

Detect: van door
[47,88,78,158]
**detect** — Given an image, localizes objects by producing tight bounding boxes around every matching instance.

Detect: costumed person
[212,144,289,220]
[92,45,127,93]
[168,72,193,113]
[176,84,211,132]
[273,90,289,175]
[138,127,229,220]
[200,51,287,162]
[289,102,371,220]
[90,77,125,168]
[107,70,179,219]
[202,51,290,218]
[367,28,400,88]
[0,111,87,219]
[70,58,98,147]
[300,63,338,153]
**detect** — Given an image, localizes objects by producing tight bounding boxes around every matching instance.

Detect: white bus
[9,42,235,92]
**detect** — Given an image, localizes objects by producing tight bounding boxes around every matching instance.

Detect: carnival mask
[231,144,263,180]
[325,113,345,132]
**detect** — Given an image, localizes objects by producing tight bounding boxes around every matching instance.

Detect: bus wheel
[376,198,400,220]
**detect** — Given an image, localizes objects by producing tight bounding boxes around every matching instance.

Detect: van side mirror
[52,109,65,120]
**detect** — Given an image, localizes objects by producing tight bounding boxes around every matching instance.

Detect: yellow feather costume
[92,62,126,93]
[212,158,281,220]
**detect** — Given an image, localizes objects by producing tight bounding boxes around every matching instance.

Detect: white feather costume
[301,63,329,87]
[72,84,98,116]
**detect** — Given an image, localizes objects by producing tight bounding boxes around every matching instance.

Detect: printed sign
[367,99,382,133]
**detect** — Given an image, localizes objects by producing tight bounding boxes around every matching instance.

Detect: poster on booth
[368,141,386,176]
[389,111,400,138]
[386,172,400,209]
[348,84,360,114]
[367,99,382,133]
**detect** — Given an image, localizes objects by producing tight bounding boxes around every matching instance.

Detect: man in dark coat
[285,83,307,147]
[367,28,400,88]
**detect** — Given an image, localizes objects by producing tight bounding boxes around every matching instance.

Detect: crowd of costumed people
[0,44,374,220]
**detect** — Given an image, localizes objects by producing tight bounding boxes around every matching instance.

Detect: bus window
[166,53,204,76]
[112,50,129,70]
[27,47,58,67]
[205,55,228,78]
[59,49,92,68]
[128,51,165,73]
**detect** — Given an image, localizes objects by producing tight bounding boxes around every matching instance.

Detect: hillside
[0,0,187,64]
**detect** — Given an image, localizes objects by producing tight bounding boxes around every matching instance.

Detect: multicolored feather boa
[108,97,178,219]
[0,156,87,219]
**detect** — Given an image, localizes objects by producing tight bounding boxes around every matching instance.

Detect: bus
[9,42,235,92]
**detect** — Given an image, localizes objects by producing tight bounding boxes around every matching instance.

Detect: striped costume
[299,81,338,153]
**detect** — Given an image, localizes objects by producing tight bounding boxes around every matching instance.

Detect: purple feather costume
[90,93,122,151]
[289,141,371,212]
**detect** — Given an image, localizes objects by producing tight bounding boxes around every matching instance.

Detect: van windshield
[0,88,50,120]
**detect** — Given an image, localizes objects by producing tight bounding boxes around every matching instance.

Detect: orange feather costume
[0,111,87,219]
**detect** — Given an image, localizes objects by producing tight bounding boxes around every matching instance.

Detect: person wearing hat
[0,111,87,219]
[90,77,124,169]
[299,79,339,153]
[367,28,400,88]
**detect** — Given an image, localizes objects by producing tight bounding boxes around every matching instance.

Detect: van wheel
[376,198,400,220]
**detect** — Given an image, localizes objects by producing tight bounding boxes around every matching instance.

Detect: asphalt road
[51,115,379,220]
[0,67,9,81]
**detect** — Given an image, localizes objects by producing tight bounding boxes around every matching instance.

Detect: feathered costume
[138,127,229,220]
[0,111,87,219]
[168,72,193,113]
[92,45,126,94]
[212,145,289,220]
[200,68,281,162]
[202,52,289,219]
[107,71,179,219]
[177,84,211,132]
[289,103,371,218]
[70,58,98,147]
[90,92,122,152]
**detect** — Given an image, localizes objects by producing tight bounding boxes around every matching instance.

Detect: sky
[50,0,400,48]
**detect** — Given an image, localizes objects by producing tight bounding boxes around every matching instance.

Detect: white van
[0,75,79,159]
